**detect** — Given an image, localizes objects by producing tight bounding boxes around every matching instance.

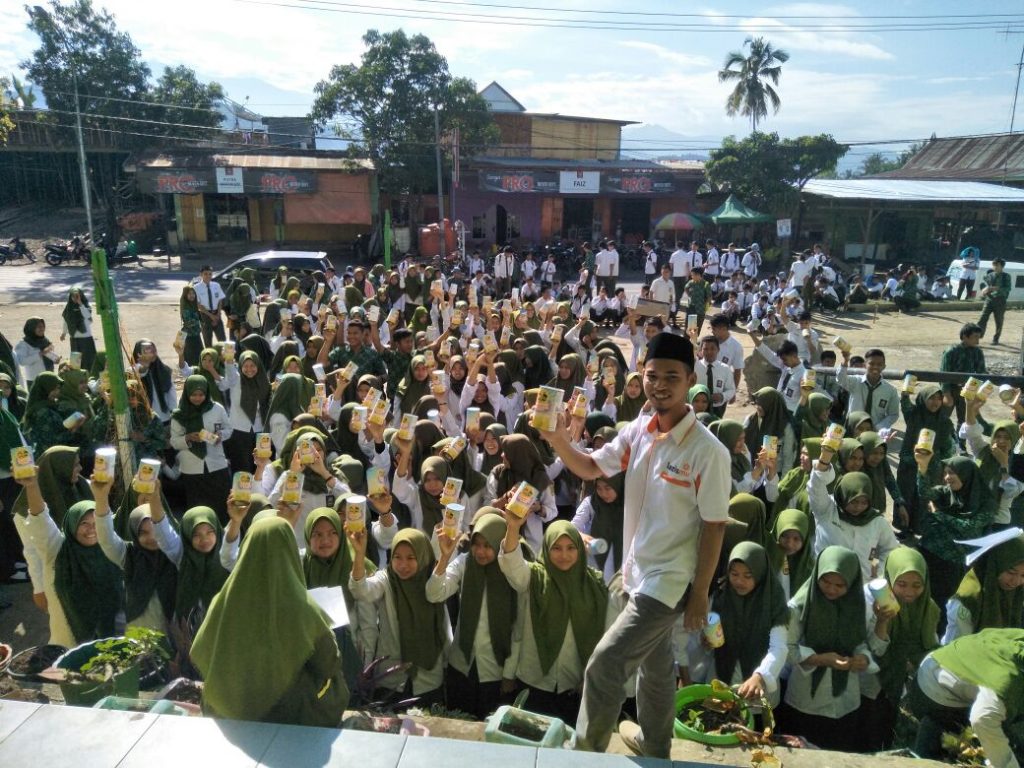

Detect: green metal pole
[91,248,136,483]
[384,208,392,269]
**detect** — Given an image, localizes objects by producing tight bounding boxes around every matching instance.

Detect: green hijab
[687,383,712,412]
[529,521,608,675]
[266,373,315,424]
[857,431,889,514]
[433,436,487,498]
[548,353,585,399]
[171,376,215,460]
[23,371,62,427]
[800,393,832,441]
[418,456,449,532]
[953,535,1024,632]
[729,493,769,548]
[196,348,225,406]
[770,508,815,594]
[192,516,342,721]
[302,506,376,611]
[271,427,330,495]
[877,547,939,702]
[62,288,88,335]
[941,455,996,519]
[491,433,552,496]
[614,372,646,423]
[458,513,517,666]
[930,629,1024,721]
[846,410,872,436]
[837,438,864,474]
[53,500,124,642]
[388,528,446,671]
[745,387,790,461]
[479,423,507,476]
[57,368,92,417]
[834,472,883,527]
[236,350,271,424]
[977,421,1021,500]
[0,405,23,472]
[397,355,432,406]
[713,542,790,683]
[710,419,751,482]
[175,506,229,619]
[11,445,91,526]
[123,504,178,623]
[410,306,431,334]
[590,472,625,573]
[791,545,866,697]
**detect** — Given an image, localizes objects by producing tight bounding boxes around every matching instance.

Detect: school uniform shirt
[741,251,761,279]
[719,250,741,276]
[788,260,811,290]
[168,402,233,474]
[224,364,265,433]
[644,249,659,275]
[195,279,227,314]
[521,259,538,280]
[270,335,305,356]
[493,253,516,280]
[754,345,805,414]
[668,248,693,279]
[14,505,76,647]
[716,335,746,380]
[348,568,452,695]
[784,322,821,366]
[704,248,720,277]
[835,369,900,431]
[498,544,622,693]
[571,496,620,584]
[137,364,178,423]
[14,340,49,384]
[705,624,788,707]
[614,323,648,371]
[694,359,736,409]
[784,595,878,718]
[393,473,473,535]
[589,408,732,607]
[95,513,169,634]
[540,260,558,283]
[864,584,940,700]
[960,422,1024,527]
[595,250,615,278]
[426,553,521,683]
[807,465,900,582]
[61,304,93,340]
[649,275,675,305]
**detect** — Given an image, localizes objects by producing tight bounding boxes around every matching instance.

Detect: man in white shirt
[540,253,558,287]
[668,241,695,309]
[195,265,227,347]
[606,240,621,293]
[835,347,900,430]
[493,246,516,298]
[752,336,806,413]
[695,335,737,416]
[537,332,729,760]
[703,239,720,278]
[787,253,811,292]
[719,244,741,278]
[467,250,486,278]
[649,265,676,312]
[783,303,821,366]
[642,241,659,285]
[741,243,762,280]
[709,315,745,394]
[521,252,538,281]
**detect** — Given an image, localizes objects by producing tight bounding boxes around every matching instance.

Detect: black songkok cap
[645,332,694,369]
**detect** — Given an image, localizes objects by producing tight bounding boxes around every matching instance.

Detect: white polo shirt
[590,407,731,607]
[716,334,746,374]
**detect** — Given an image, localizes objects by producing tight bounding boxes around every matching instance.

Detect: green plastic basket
[672,684,754,745]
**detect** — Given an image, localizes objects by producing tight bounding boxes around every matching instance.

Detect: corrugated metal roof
[801,179,1024,202]
[135,151,373,172]
[873,134,1024,182]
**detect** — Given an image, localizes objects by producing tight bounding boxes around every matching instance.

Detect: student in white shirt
[484,434,557,552]
[540,254,558,287]
[783,545,876,752]
[195,265,228,347]
[168,375,233,523]
[642,241,659,285]
[649,264,676,310]
[784,306,821,366]
[719,245,741,277]
[752,336,806,414]
[703,240,720,278]
[59,288,96,372]
[427,511,522,719]
[741,244,762,279]
[694,335,736,416]
[223,350,271,473]
[807,452,900,583]
[499,516,621,724]
[835,347,901,431]
[14,317,56,386]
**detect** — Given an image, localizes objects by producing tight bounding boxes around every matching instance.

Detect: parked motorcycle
[44,234,90,266]
[0,237,36,265]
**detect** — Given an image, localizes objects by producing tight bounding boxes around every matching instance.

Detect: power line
[230,0,1024,33]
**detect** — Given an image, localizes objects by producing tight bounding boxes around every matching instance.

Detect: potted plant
[45,627,171,707]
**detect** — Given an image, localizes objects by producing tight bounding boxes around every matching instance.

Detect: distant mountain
[620,124,716,160]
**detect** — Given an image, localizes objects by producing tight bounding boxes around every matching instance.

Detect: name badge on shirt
[878,399,888,409]
[658,461,694,489]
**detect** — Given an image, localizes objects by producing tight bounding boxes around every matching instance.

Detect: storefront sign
[478,170,558,194]
[140,169,213,194]
[256,170,317,194]
[601,172,677,195]
[559,170,600,194]
[216,167,245,194]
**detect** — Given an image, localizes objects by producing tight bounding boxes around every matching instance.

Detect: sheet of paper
[309,586,350,628]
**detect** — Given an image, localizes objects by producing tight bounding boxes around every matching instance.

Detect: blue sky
[2,0,1022,167]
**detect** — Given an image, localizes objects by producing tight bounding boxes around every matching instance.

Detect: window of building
[507,213,521,239]
[472,215,487,239]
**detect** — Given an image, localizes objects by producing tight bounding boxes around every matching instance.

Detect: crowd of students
[0,252,1022,765]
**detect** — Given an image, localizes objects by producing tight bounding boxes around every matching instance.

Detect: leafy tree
[0,76,15,145]
[718,37,790,132]
[23,1,151,131]
[843,141,927,178]
[706,132,848,213]
[149,65,224,140]
[9,75,37,108]
[311,29,498,205]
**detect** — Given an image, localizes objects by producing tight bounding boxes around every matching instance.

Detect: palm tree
[718,37,789,132]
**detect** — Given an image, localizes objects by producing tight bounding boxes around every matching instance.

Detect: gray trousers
[576,591,684,758]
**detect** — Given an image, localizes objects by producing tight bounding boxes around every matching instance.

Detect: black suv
[213,251,334,293]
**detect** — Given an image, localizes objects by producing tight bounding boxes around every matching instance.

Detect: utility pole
[434,106,446,253]
[1011,36,1024,133]
[33,5,133,483]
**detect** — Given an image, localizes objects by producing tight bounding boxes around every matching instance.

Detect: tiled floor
[0,702,714,767]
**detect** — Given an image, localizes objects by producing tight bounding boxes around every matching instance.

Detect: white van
[947,258,1024,302]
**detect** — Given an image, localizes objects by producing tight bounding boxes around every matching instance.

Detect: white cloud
[925,76,992,84]
[619,41,712,68]
[737,16,894,61]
